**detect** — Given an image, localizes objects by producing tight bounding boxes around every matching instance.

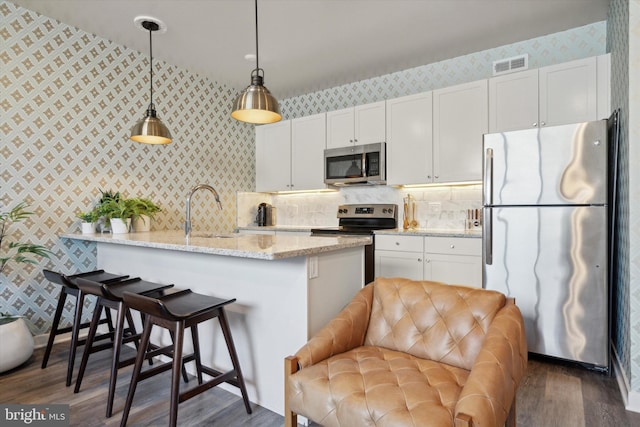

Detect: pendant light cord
[254,0,260,74]
[148,25,155,111]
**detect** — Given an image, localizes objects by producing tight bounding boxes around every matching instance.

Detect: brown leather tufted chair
[284,277,527,427]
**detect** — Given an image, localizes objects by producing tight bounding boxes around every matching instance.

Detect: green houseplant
[97,196,135,234]
[0,202,51,372]
[1,202,52,274]
[76,209,99,234]
[129,197,162,232]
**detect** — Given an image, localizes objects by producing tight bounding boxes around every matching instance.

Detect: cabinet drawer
[375,235,424,252]
[425,236,481,256]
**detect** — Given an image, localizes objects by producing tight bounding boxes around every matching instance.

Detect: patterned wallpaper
[1,1,255,334]
[608,0,633,393]
[628,0,640,395]
[2,0,614,356]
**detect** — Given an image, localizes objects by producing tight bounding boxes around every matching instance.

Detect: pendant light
[231,0,281,124]
[130,17,172,145]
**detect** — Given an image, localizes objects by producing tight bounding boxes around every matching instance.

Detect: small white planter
[0,318,34,373]
[110,218,131,234]
[81,222,95,234]
[132,215,151,232]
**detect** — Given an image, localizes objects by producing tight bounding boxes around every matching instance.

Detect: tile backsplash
[237,184,482,230]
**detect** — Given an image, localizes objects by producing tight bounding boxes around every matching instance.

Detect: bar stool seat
[71,276,176,418]
[119,289,252,427]
[41,269,129,386]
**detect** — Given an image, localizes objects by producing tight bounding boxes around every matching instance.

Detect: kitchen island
[61,231,370,416]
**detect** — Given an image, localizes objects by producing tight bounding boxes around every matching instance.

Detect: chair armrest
[455,299,528,426]
[293,284,374,368]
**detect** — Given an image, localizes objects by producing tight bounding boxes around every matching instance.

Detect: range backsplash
[237,184,482,230]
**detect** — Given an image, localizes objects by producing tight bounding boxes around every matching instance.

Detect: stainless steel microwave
[324,142,386,186]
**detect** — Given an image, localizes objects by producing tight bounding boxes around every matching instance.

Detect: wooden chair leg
[506,397,517,427]
[74,299,103,393]
[67,289,86,386]
[218,308,252,414]
[284,356,299,427]
[42,289,67,369]
[169,321,185,427]
[190,324,204,385]
[106,301,127,418]
[120,315,153,427]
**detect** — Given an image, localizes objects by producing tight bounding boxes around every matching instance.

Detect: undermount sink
[190,233,236,239]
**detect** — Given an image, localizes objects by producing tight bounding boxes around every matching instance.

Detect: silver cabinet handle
[540,121,546,126]
[450,244,455,249]
[533,122,538,127]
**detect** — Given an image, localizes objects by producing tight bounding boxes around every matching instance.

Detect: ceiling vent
[492,54,529,76]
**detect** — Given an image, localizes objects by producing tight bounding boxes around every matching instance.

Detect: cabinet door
[255,121,291,192]
[539,57,597,127]
[291,113,326,191]
[326,108,354,149]
[354,101,386,145]
[596,54,611,120]
[488,69,539,133]
[386,92,433,185]
[425,254,482,288]
[433,79,488,183]
[375,250,423,280]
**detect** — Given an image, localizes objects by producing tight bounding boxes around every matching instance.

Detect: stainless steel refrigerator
[483,120,609,370]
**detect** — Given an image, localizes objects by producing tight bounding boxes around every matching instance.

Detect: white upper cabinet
[326,101,386,149]
[256,115,327,193]
[433,79,488,183]
[489,55,610,133]
[489,69,539,133]
[539,56,597,127]
[386,92,433,186]
[255,120,292,192]
[291,113,326,191]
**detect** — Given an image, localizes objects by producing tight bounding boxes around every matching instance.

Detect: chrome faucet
[185,184,223,238]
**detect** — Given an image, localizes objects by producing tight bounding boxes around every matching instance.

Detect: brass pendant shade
[130,19,172,144]
[130,106,172,145]
[231,70,281,124]
[231,0,281,124]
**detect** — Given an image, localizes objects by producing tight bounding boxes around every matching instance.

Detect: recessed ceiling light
[134,15,167,34]
[244,53,256,61]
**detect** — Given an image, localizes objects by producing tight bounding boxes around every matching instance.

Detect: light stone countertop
[60,230,371,260]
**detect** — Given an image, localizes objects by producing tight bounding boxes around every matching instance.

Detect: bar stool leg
[218,309,252,414]
[120,316,153,427]
[67,289,86,386]
[105,301,127,418]
[169,321,185,427]
[74,301,103,393]
[190,325,204,385]
[168,329,190,383]
[41,288,68,369]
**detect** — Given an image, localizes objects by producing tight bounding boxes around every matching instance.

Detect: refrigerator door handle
[484,207,492,265]
[484,148,493,205]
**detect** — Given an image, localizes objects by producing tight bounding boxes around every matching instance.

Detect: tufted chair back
[364,277,507,371]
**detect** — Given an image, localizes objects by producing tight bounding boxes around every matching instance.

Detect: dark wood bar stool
[71,276,177,418]
[41,269,130,386]
[119,289,252,427]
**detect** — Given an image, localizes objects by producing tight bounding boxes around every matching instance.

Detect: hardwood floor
[2,344,640,426]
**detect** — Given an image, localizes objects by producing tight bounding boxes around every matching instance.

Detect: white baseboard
[612,346,640,413]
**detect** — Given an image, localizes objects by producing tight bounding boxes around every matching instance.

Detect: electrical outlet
[308,256,318,279]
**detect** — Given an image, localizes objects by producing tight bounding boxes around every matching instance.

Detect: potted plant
[129,197,162,232]
[95,189,121,233]
[0,201,51,372]
[97,196,135,234]
[1,202,52,274]
[76,209,99,234]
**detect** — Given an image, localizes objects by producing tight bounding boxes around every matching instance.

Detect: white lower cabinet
[375,235,482,287]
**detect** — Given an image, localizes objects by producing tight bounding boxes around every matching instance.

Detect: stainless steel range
[311,203,398,285]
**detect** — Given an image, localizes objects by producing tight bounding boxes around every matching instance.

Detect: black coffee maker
[256,203,272,226]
